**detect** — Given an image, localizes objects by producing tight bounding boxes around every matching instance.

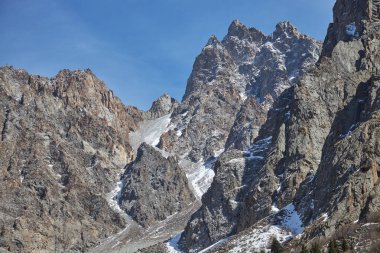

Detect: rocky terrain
[0,67,143,252]
[177,0,380,252]
[158,19,320,166]
[3,0,380,252]
[119,143,195,227]
[0,16,321,253]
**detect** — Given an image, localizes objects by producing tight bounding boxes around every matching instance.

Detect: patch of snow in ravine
[346,22,358,37]
[166,233,182,253]
[187,160,215,199]
[129,113,172,151]
[199,237,230,253]
[281,204,304,235]
[106,172,129,220]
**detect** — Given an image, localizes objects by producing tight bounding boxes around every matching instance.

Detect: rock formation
[159,19,320,167]
[5,1,374,251]
[179,0,380,252]
[0,66,143,252]
[118,143,195,227]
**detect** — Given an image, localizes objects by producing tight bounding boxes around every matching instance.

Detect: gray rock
[160,20,320,167]
[180,1,380,251]
[118,143,195,227]
[145,94,178,120]
[0,66,143,252]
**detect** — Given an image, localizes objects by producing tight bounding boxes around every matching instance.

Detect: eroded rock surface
[0,66,143,252]
[118,143,195,227]
[179,0,380,251]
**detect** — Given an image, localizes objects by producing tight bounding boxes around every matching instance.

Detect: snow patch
[362,222,379,227]
[166,233,182,253]
[187,160,215,199]
[106,173,129,220]
[227,158,246,165]
[321,213,329,222]
[239,91,247,101]
[346,22,359,37]
[271,205,280,213]
[281,204,304,235]
[213,148,225,158]
[130,113,172,151]
[227,225,292,253]
[199,238,230,253]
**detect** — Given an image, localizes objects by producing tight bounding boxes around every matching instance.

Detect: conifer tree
[328,240,338,253]
[342,238,348,252]
[300,244,308,253]
[271,237,283,253]
[310,242,321,253]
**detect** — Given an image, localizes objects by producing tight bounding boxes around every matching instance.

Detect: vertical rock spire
[321,0,376,58]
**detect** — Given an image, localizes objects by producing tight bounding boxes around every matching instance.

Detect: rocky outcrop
[159,20,321,167]
[118,143,195,227]
[180,0,380,252]
[179,150,248,252]
[224,96,267,151]
[144,94,178,120]
[0,66,143,252]
[176,20,320,251]
[321,0,373,58]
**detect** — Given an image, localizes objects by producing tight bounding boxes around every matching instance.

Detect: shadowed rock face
[118,143,195,227]
[0,66,143,252]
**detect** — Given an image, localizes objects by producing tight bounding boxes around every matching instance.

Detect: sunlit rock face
[179,0,380,251]
[0,66,143,252]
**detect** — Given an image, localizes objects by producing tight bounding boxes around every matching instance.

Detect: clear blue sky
[0,0,335,110]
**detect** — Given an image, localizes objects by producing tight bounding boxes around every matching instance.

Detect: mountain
[3,0,378,252]
[118,143,195,227]
[102,19,318,253]
[0,17,321,253]
[178,0,380,252]
[0,67,143,252]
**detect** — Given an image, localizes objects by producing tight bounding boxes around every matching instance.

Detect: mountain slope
[178,0,380,252]
[0,14,322,253]
[0,67,143,252]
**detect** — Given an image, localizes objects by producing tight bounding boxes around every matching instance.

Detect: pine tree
[342,238,348,252]
[310,242,321,253]
[300,244,308,253]
[328,240,338,253]
[271,237,283,253]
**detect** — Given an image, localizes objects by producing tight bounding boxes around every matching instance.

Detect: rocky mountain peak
[226,19,250,38]
[273,21,300,39]
[225,19,267,43]
[145,93,177,119]
[205,34,223,49]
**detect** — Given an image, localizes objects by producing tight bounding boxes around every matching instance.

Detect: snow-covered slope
[129,113,172,151]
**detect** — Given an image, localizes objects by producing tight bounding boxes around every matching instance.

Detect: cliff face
[159,20,320,166]
[118,143,195,228]
[179,0,380,252]
[0,66,143,252]
[4,2,371,252]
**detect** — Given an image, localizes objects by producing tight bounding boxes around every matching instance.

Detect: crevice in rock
[1,109,10,141]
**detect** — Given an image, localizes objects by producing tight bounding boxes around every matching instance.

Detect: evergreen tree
[328,240,338,253]
[342,238,348,252]
[300,244,308,253]
[310,242,321,253]
[270,237,283,253]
